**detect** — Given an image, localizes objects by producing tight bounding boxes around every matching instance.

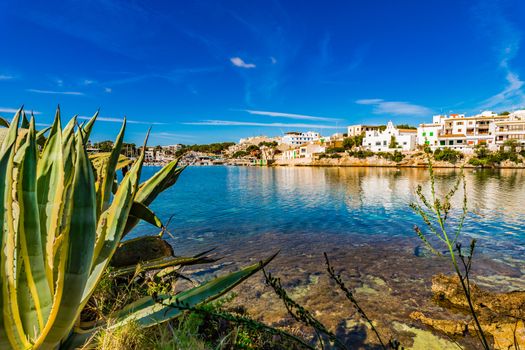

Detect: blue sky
[1,0,524,145]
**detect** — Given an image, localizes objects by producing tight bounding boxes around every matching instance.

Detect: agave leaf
[0,143,16,349]
[90,153,133,175]
[110,254,218,278]
[0,107,21,156]
[111,253,277,329]
[36,126,51,144]
[1,128,32,349]
[82,109,99,141]
[83,142,145,306]
[16,120,53,339]
[35,131,98,349]
[37,109,64,294]
[123,160,185,236]
[129,201,163,229]
[0,116,9,128]
[21,110,30,129]
[96,120,126,215]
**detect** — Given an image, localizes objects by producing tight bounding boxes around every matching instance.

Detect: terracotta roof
[398,129,417,133]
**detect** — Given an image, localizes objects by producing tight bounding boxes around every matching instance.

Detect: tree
[389,135,397,149]
[343,137,354,150]
[396,124,417,130]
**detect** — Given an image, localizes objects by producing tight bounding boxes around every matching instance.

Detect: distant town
[87,109,525,167]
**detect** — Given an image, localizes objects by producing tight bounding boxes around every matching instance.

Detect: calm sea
[132,166,525,264]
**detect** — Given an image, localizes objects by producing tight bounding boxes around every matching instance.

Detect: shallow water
[131,166,525,348]
[133,166,525,263]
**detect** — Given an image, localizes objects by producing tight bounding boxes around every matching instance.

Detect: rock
[411,274,525,349]
[410,311,467,336]
[111,235,174,268]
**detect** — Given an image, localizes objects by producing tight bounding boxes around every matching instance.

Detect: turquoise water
[133,166,525,262]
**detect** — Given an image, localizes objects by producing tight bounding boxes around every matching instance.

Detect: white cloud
[472,1,525,110]
[84,79,96,85]
[479,71,525,110]
[104,87,112,93]
[56,79,64,87]
[244,109,342,121]
[270,56,277,64]
[230,57,256,69]
[0,75,14,80]
[184,120,344,129]
[0,107,41,115]
[27,89,84,96]
[356,99,432,116]
[78,116,165,125]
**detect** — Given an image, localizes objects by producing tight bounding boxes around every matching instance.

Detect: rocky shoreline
[273,152,525,169]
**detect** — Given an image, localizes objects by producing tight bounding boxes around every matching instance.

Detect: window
[458,129,462,132]
[457,140,463,144]
[425,140,429,145]
[457,122,464,125]
[375,141,381,146]
[440,141,445,145]
[422,132,426,136]
[403,142,407,145]
[383,140,387,146]
[449,140,454,145]
[429,132,434,136]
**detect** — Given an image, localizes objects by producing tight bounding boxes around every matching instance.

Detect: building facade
[416,111,515,151]
[363,121,417,152]
[281,131,320,146]
[347,124,381,137]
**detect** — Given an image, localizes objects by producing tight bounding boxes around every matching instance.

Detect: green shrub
[433,148,463,163]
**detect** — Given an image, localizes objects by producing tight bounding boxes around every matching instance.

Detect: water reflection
[134,166,525,261]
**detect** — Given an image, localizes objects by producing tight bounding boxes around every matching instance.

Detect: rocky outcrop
[410,274,525,349]
[111,235,174,268]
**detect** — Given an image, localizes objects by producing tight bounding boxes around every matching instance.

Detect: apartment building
[417,111,509,151]
[494,110,525,146]
[363,121,417,152]
[281,131,320,146]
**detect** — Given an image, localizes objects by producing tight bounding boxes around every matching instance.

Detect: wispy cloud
[356,99,432,116]
[151,132,195,140]
[473,2,525,110]
[27,89,84,96]
[270,56,277,64]
[243,109,342,121]
[0,107,41,115]
[230,57,256,69]
[184,120,343,129]
[104,87,112,93]
[78,116,165,125]
[0,75,14,80]
[83,79,96,85]
[100,67,220,87]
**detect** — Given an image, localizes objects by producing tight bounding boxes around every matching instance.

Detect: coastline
[271,154,525,169]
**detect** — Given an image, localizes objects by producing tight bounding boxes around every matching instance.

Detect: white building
[299,143,326,158]
[281,131,320,146]
[347,125,381,137]
[417,111,507,151]
[363,121,417,152]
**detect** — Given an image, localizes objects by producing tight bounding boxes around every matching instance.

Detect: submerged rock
[410,273,525,349]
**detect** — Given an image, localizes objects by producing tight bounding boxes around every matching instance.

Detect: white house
[417,123,441,148]
[281,131,320,146]
[299,143,326,158]
[347,124,381,137]
[363,121,417,152]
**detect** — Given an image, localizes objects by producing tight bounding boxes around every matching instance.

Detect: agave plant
[0,107,274,349]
